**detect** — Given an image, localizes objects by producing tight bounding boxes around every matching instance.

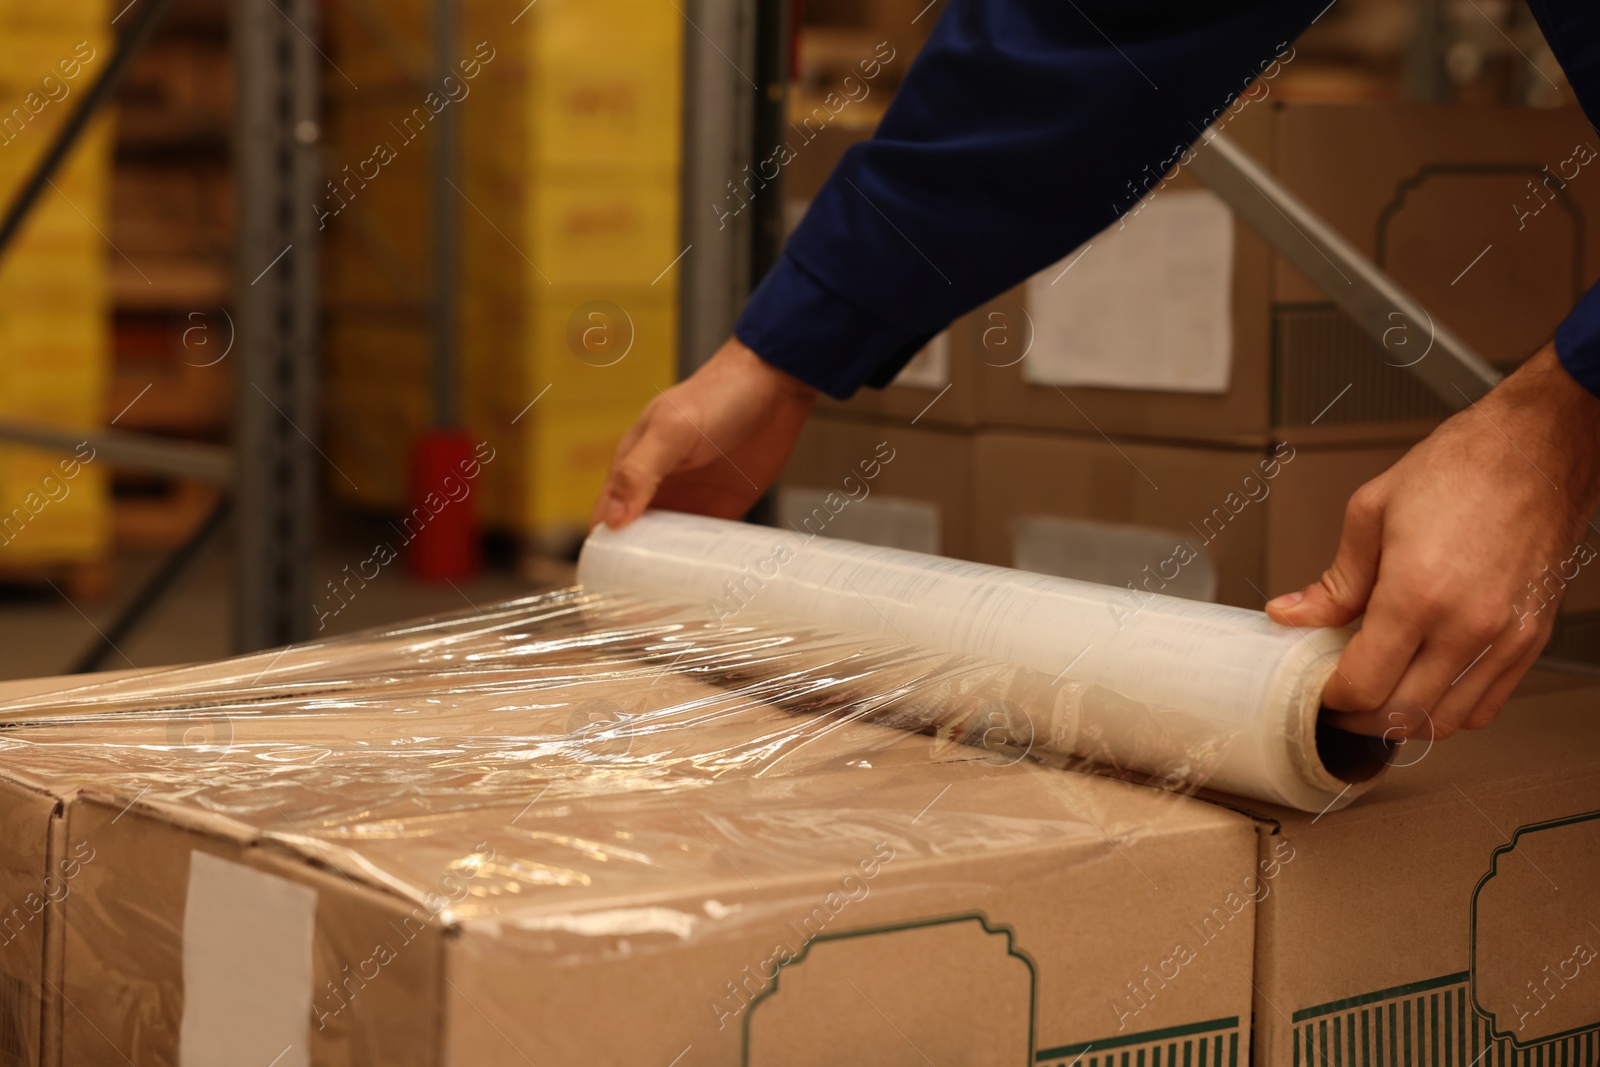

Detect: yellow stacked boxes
[322,0,682,545]
[0,2,111,570]
[462,0,681,545]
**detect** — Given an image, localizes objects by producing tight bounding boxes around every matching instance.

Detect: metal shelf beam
[1189,130,1502,409]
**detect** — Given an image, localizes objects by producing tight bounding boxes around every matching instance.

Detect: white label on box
[779,488,941,556]
[1024,189,1234,393]
[1012,515,1218,603]
[891,331,951,390]
[180,851,317,1067]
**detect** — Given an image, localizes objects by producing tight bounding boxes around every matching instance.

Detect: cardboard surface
[3,624,1595,1067]
[779,414,975,560]
[1227,674,1600,1066]
[0,782,58,1067]
[977,102,1600,444]
[973,429,1410,609]
[974,429,1600,616]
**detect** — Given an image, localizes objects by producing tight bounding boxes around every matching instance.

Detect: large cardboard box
[973,429,1403,610]
[6,615,1598,1067]
[976,102,1600,445]
[0,636,1262,1066]
[779,413,975,559]
[1221,672,1600,1066]
[973,430,1600,617]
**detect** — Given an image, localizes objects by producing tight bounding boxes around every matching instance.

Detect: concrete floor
[0,530,572,683]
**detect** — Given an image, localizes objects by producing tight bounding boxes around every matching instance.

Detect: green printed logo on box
[1291,808,1600,1066]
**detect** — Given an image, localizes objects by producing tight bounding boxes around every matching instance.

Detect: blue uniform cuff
[734,253,927,401]
[1555,279,1600,400]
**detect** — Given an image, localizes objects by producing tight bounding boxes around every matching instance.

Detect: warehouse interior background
[0,0,1592,682]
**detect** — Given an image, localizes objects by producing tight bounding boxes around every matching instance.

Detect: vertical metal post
[749,0,790,287]
[1405,0,1453,103]
[233,0,322,650]
[678,0,760,376]
[432,0,459,427]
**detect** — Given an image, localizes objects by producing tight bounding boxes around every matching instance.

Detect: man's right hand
[589,336,818,531]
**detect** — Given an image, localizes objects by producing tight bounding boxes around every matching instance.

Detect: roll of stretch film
[578,511,1389,812]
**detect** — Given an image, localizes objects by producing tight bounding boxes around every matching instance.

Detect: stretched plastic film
[579,512,1389,812]
[0,587,1192,920]
[0,586,1266,1066]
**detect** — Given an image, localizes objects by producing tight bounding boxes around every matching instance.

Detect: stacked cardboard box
[969,102,1600,624]
[321,0,682,549]
[1232,668,1600,1066]
[788,102,1600,631]
[459,0,681,547]
[0,2,111,583]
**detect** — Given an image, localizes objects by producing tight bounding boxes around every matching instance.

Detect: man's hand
[1267,343,1600,740]
[590,336,817,530]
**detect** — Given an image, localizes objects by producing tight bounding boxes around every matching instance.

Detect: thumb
[1266,483,1384,628]
[589,406,696,530]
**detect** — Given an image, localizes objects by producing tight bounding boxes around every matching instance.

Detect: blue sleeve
[735,0,1328,400]
[1528,1,1600,397]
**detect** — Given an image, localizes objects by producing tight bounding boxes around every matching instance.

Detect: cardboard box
[5,611,1597,1067]
[0,98,110,568]
[814,323,984,430]
[1226,672,1600,1066]
[0,670,140,1067]
[464,0,683,173]
[973,429,1406,609]
[973,430,1600,617]
[977,102,1600,445]
[0,657,1261,1066]
[780,414,975,559]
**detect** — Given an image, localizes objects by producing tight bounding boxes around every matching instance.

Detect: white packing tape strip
[180,851,317,1067]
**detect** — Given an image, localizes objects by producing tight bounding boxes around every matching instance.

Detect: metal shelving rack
[0,0,321,658]
[231,0,322,651]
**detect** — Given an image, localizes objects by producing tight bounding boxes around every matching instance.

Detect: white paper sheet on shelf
[1012,515,1219,603]
[891,331,951,390]
[778,488,941,555]
[1024,190,1234,393]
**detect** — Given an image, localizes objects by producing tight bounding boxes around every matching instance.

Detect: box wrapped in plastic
[0,587,1267,1067]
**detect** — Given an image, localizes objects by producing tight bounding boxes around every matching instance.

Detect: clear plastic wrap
[0,585,1199,919]
[0,582,1269,1066]
[580,511,1389,812]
